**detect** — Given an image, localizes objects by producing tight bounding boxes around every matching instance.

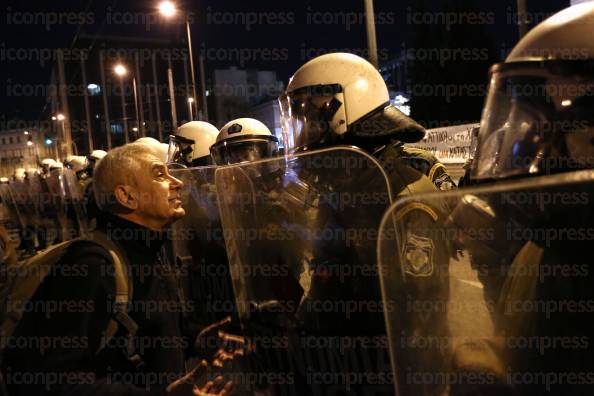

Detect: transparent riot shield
[215,147,396,395]
[0,187,12,225]
[44,169,86,242]
[26,174,56,249]
[169,166,239,333]
[0,184,22,248]
[8,180,39,253]
[378,169,594,396]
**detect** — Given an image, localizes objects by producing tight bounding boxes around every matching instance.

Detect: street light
[113,63,142,143]
[159,1,200,121]
[158,1,177,17]
[52,114,67,159]
[113,63,141,137]
[114,64,128,77]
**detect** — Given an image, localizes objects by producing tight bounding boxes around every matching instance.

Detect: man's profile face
[133,154,185,229]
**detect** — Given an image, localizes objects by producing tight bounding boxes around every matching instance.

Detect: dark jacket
[3,213,188,396]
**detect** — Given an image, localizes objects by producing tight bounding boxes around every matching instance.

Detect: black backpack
[0,230,143,395]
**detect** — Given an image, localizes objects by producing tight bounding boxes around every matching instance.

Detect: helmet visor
[211,136,278,166]
[279,85,346,154]
[167,134,194,169]
[472,61,594,180]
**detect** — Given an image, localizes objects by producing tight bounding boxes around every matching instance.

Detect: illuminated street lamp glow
[27,141,33,147]
[24,131,29,135]
[56,114,65,121]
[114,64,128,77]
[187,97,194,103]
[45,138,53,145]
[132,127,139,132]
[158,1,177,17]
[52,116,57,121]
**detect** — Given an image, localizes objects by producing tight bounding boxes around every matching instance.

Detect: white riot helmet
[86,150,107,175]
[14,168,26,181]
[41,158,56,172]
[210,118,279,165]
[168,121,219,168]
[473,3,594,180]
[50,162,63,171]
[65,156,88,174]
[89,150,107,161]
[280,52,425,153]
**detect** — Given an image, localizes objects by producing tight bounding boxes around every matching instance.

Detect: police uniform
[375,142,452,395]
[398,146,456,190]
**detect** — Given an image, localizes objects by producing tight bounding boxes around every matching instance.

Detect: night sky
[1,0,569,125]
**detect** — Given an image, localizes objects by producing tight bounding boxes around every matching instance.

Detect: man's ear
[114,185,138,210]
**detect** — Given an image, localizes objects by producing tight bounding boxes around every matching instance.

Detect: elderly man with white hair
[2,142,234,396]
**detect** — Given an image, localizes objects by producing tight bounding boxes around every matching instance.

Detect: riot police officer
[165,120,272,340]
[444,4,594,395]
[168,121,219,168]
[40,159,56,177]
[65,156,90,184]
[224,53,452,395]
[210,118,279,166]
[85,150,106,177]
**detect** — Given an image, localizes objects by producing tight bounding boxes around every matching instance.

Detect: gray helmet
[473,3,594,180]
[280,52,425,153]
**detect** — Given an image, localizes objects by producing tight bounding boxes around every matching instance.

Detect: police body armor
[378,169,594,396]
[215,147,397,395]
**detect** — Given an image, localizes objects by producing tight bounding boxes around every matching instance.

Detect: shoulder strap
[87,231,144,369]
[88,230,133,316]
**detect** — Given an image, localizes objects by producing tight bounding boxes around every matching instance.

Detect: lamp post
[159,1,200,120]
[187,97,194,121]
[46,135,59,161]
[52,114,66,160]
[132,76,141,139]
[25,131,41,165]
[113,63,140,143]
[517,0,529,39]
[364,0,378,68]
[114,64,130,143]
[113,64,141,143]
